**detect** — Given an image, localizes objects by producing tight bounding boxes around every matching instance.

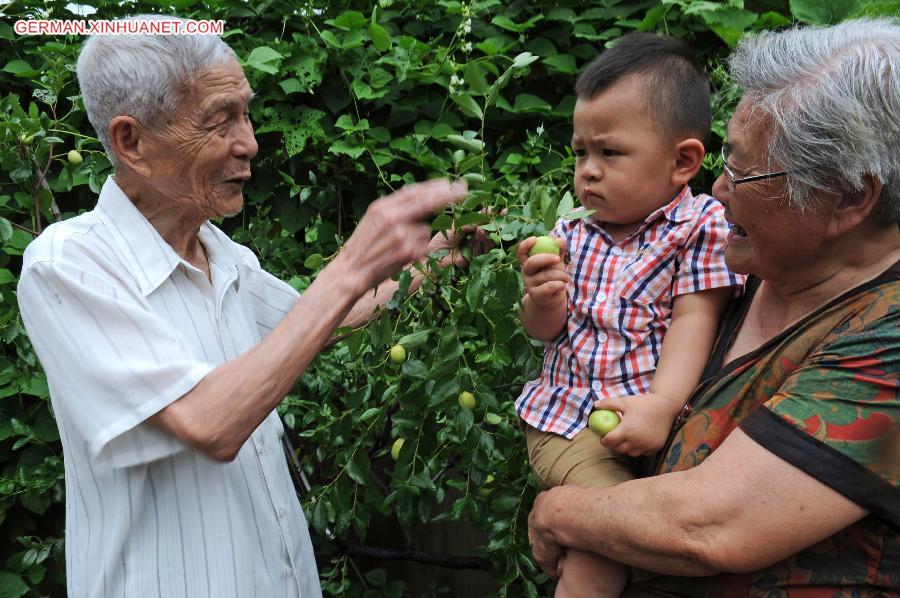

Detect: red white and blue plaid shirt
[516,186,744,438]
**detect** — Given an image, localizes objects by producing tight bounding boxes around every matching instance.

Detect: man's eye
[602,148,620,157]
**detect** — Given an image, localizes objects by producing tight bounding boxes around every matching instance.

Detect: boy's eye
[602,148,620,157]
[573,148,586,157]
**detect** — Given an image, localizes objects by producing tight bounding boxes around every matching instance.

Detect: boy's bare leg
[555,549,627,598]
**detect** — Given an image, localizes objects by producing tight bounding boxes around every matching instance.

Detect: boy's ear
[670,138,705,187]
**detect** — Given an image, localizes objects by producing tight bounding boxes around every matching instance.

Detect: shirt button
[592,381,603,391]
[597,292,606,303]
[597,332,607,342]
[611,247,623,255]
[256,443,264,456]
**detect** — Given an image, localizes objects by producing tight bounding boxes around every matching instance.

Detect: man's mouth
[223,173,251,186]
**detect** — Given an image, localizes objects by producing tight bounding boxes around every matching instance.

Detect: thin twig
[324,542,490,571]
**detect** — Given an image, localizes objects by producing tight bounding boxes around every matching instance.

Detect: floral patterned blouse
[626,261,899,597]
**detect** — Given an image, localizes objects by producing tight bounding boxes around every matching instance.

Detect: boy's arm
[650,286,733,410]
[520,292,568,342]
[599,286,733,456]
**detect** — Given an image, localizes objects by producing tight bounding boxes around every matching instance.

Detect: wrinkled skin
[135,58,257,224]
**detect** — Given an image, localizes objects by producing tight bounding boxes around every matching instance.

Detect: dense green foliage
[1,0,896,595]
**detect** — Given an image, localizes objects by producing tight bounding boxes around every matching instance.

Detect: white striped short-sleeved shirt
[17,177,322,598]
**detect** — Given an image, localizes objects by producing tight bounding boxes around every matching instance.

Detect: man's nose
[232,119,258,160]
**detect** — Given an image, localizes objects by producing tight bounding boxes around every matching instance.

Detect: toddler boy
[516,33,743,597]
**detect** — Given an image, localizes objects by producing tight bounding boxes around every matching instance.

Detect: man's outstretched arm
[153,180,467,461]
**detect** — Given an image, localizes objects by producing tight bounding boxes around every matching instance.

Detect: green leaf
[21,490,51,515]
[397,330,429,348]
[278,78,302,95]
[303,253,324,269]
[2,60,39,78]
[243,46,283,75]
[0,218,12,243]
[556,191,575,219]
[319,30,341,48]
[513,94,553,113]
[450,94,484,120]
[561,208,596,221]
[328,139,366,159]
[431,213,453,232]
[850,1,900,18]
[511,52,540,69]
[445,134,484,153]
[401,359,428,378]
[364,568,387,587]
[464,62,490,95]
[332,11,367,30]
[368,23,392,52]
[543,195,559,232]
[0,572,28,598]
[457,212,490,227]
[543,54,577,75]
[346,450,371,485]
[790,0,859,23]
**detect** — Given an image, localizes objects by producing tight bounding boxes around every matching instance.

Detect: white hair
[729,18,900,225]
[76,14,237,161]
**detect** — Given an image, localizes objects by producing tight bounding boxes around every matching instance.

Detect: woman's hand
[528,487,569,579]
[594,394,681,457]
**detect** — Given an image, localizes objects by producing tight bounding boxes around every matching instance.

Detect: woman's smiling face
[711,100,833,282]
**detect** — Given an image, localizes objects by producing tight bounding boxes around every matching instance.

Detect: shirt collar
[584,184,694,234]
[651,184,694,225]
[94,176,241,297]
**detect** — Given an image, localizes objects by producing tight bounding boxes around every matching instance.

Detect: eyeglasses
[721,146,788,193]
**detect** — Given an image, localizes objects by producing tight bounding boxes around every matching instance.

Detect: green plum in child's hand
[589,409,620,437]
[528,235,560,257]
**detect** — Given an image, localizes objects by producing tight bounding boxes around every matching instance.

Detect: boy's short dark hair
[575,33,711,143]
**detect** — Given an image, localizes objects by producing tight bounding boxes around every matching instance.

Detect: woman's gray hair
[76,15,236,161]
[729,18,899,225]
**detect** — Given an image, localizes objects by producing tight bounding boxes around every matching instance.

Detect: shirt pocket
[616,245,678,308]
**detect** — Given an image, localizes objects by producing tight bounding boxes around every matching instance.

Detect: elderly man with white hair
[17,15,468,598]
[528,17,899,598]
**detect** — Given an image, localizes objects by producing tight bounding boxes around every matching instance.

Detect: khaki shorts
[524,424,634,490]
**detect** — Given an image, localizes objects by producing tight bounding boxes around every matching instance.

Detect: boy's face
[572,76,684,240]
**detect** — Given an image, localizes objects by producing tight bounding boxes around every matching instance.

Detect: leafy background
[0,0,896,596]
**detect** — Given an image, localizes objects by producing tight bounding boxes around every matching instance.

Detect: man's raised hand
[337,179,468,294]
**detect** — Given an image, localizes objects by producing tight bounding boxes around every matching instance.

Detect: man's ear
[671,138,705,187]
[827,173,883,238]
[108,116,152,178]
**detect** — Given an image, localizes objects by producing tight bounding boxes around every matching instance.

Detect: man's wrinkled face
[140,58,257,219]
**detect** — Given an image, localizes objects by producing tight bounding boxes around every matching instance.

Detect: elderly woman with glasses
[528,18,899,597]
